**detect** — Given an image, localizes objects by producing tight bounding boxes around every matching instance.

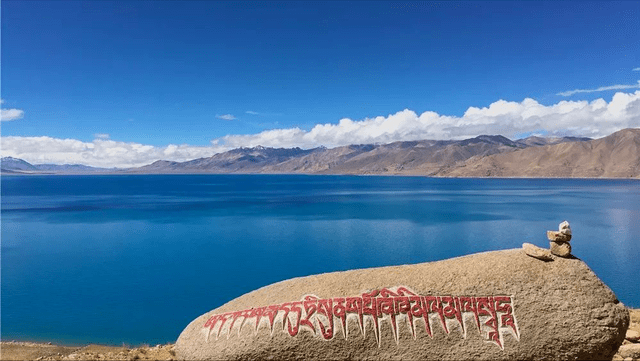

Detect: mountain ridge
[3,129,639,178]
[435,128,640,178]
[0,158,110,174]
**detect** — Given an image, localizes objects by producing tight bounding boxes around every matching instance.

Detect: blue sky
[1,1,640,167]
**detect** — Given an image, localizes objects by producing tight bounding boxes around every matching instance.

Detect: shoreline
[2,308,638,361]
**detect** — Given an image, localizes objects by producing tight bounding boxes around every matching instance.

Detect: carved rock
[176,249,628,360]
[522,243,553,261]
[550,241,572,257]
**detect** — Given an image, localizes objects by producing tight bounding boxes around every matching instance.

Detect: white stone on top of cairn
[559,221,572,236]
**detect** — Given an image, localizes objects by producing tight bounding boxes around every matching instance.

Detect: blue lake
[1,175,639,346]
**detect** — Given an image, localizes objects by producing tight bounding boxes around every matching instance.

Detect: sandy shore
[2,309,638,360]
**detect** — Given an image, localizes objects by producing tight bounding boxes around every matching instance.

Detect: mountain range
[0,157,109,174]
[2,128,639,178]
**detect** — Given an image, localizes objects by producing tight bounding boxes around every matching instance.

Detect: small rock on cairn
[548,221,572,257]
[522,242,553,261]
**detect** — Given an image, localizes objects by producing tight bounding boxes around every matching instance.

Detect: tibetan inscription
[202,286,520,349]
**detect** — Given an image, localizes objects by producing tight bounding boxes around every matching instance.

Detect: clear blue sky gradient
[2,1,639,146]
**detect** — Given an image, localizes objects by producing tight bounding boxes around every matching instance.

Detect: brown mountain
[515,135,591,147]
[436,128,640,178]
[133,146,319,173]
[0,157,108,174]
[263,135,524,175]
[130,135,529,175]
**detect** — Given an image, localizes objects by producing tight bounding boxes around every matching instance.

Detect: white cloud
[1,108,25,121]
[216,114,236,120]
[0,137,227,168]
[94,133,110,139]
[3,91,640,167]
[633,68,640,71]
[557,80,640,96]
[1,99,25,121]
[244,110,283,116]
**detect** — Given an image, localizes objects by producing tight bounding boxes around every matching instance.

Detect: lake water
[1,175,639,346]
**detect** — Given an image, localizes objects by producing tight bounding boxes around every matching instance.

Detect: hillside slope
[436,128,640,178]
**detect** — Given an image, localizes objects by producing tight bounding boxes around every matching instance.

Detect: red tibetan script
[203,286,520,349]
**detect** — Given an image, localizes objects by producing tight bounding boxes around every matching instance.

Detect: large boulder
[176,249,629,360]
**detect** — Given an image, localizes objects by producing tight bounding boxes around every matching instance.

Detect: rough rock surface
[550,241,572,257]
[176,249,628,360]
[616,343,640,359]
[547,231,572,243]
[522,242,553,261]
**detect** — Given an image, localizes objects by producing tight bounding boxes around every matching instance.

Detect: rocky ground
[0,343,176,361]
[2,309,639,360]
[614,308,640,361]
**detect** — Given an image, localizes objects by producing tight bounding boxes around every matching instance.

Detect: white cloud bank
[2,91,640,168]
[217,91,640,149]
[0,137,227,168]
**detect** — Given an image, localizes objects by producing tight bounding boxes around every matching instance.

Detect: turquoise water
[1,175,639,346]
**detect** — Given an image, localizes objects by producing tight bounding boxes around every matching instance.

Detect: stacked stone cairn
[522,220,572,260]
[547,221,572,257]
